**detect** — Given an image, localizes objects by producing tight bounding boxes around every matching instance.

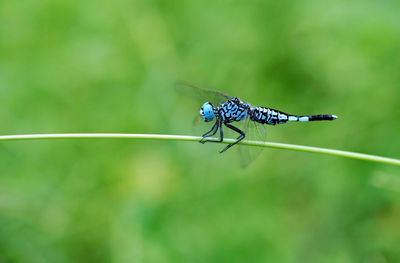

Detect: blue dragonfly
[176,81,338,154]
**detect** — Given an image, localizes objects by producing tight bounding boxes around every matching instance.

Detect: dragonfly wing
[237,118,267,167]
[174,81,233,107]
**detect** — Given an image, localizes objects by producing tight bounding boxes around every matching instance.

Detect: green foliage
[0,0,400,262]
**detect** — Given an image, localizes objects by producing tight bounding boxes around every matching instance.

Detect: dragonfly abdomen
[286,114,338,122]
[250,107,289,125]
[250,107,338,125]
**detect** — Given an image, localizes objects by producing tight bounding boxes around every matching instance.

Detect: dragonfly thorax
[217,98,250,123]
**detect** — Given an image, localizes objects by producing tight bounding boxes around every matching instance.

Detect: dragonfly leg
[201,121,218,137]
[219,123,245,153]
[200,119,222,144]
[217,121,224,142]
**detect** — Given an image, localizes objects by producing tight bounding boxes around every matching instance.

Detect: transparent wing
[174,81,233,107]
[237,118,267,168]
[192,114,214,136]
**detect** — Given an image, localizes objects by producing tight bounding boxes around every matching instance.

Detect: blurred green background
[1,0,400,262]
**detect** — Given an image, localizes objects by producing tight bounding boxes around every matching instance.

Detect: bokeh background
[1,0,400,262]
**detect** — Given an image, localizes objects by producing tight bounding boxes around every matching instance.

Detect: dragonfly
[176,82,338,153]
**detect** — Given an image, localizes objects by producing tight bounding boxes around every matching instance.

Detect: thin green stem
[0,133,399,166]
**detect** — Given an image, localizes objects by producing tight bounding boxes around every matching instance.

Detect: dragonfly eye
[200,102,215,122]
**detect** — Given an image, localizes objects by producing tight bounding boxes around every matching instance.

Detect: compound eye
[200,102,215,122]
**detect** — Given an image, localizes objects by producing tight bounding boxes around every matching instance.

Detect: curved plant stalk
[0,133,399,166]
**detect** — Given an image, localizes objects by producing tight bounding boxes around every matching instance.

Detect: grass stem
[0,133,399,166]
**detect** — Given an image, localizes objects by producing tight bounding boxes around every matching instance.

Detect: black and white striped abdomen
[250,107,338,125]
[250,107,289,125]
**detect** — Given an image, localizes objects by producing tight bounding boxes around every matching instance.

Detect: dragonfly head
[200,102,215,122]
